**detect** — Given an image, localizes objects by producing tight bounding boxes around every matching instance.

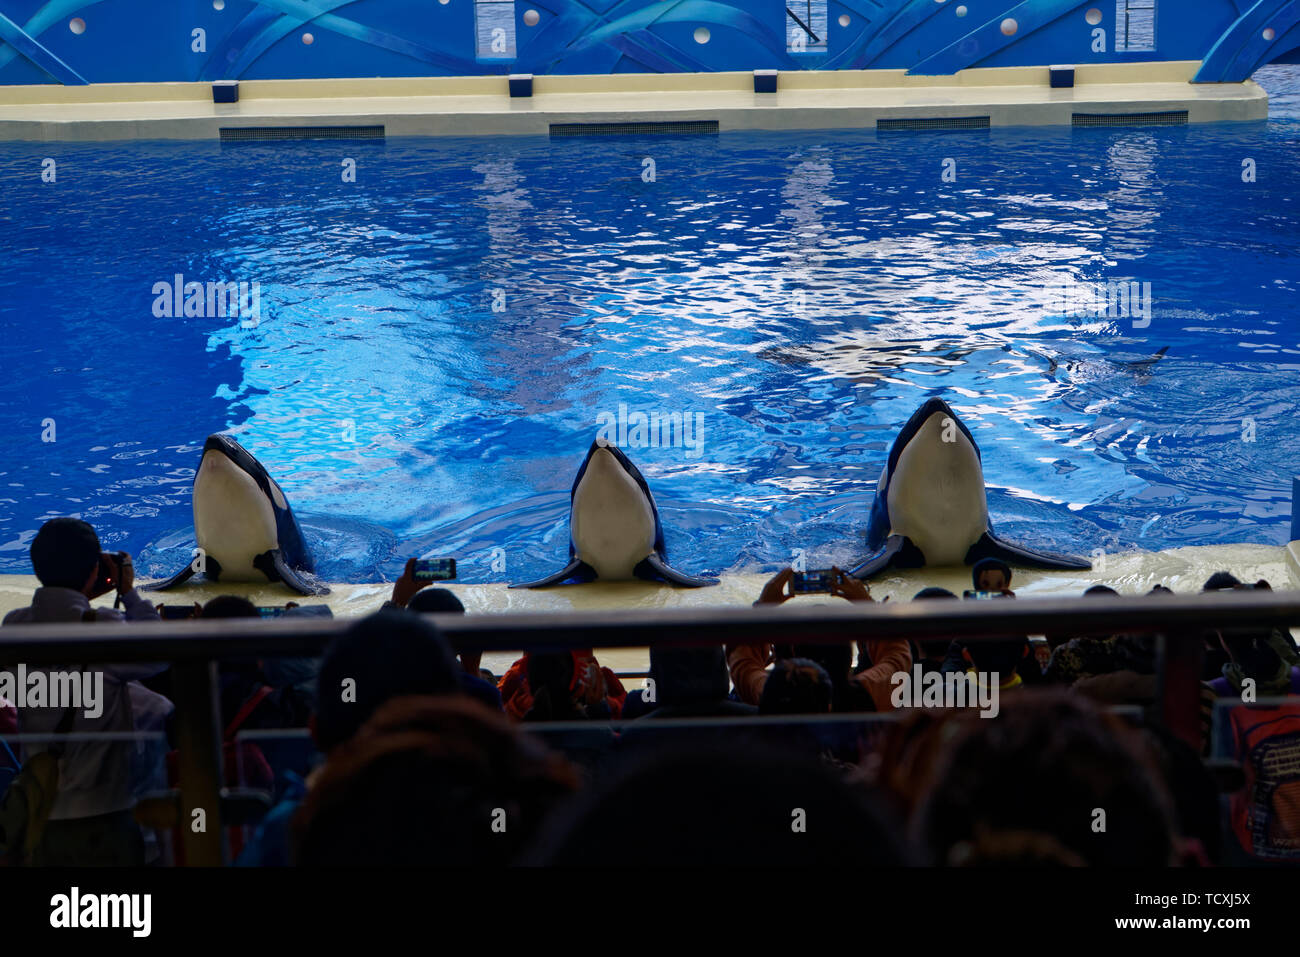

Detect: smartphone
[158,604,196,621]
[963,590,1008,600]
[791,569,834,594]
[256,606,286,619]
[413,558,457,582]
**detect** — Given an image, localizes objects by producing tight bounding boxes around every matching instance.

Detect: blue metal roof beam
[1195,0,1300,81]
[907,0,1085,76]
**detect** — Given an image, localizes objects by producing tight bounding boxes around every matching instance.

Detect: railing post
[171,659,225,866]
[1290,476,1299,543]
[1157,628,1205,752]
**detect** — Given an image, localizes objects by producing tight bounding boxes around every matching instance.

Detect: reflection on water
[0,67,1298,583]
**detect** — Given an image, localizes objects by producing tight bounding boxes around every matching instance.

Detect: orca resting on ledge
[149,434,328,596]
[850,397,1091,580]
[512,439,717,589]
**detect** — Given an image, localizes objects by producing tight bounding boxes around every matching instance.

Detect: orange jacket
[726,637,912,712]
[499,649,627,720]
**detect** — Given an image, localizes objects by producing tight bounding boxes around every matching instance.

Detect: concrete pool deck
[0,61,1268,141]
[2,541,1294,675]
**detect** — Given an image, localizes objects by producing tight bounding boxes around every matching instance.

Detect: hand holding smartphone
[791,569,834,594]
[412,558,457,582]
[392,556,458,608]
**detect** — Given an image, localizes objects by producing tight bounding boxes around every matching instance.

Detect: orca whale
[850,397,1091,579]
[511,439,717,589]
[150,434,327,596]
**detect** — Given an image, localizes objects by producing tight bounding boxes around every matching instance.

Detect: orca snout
[203,433,242,458]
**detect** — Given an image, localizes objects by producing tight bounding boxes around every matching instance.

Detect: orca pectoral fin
[849,535,926,580]
[509,559,597,589]
[255,550,331,596]
[636,553,718,588]
[964,532,1092,571]
[145,564,198,591]
[146,555,224,591]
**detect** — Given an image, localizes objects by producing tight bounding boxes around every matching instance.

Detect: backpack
[0,707,75,866]
[1229,700,1300,861]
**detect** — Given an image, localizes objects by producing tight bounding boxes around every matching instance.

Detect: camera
[93,551,130,594]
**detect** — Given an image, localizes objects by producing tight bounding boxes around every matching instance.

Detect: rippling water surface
[2,66,1299,583]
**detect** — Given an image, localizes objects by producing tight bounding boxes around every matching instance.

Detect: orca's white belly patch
[886,415,989,566]
[193,452,279,581]
[570,451,656,579]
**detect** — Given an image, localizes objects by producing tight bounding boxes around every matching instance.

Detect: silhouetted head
[1203,571,1242,591]
[200,595,258,618]
[407,588,465,614]
[649,644,730,707]
[914,587,958,601]
[523,651,580,721]
[524,744,912,866]
[915,691,1178,866]
[30,517,101,591]
[760,658,834,715]
[972,558,1012,592]
[294,695,579,867]
[912,587,959,659]
[314,610,460,752]
[962,638,1029,680]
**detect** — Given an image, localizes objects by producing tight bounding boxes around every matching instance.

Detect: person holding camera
[726,567,911,712]
[2,517,166,865]
[3,517,160,627]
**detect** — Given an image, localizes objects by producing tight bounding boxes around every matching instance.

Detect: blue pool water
[2,67,1299,585]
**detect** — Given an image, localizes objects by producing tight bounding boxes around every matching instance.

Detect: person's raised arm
[388,557,428,608]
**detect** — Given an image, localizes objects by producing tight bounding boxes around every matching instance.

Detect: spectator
[1199,574,1300,698]
[957,637,1032,696]
[728,568,910,712]
[914,691,1180,866]
[1200,572,1269,682]
[196,596,314,737]
[386,558,492,685]
[1212,624,1300,698]
[634,644,755,720]
[293,696,578,866]
[759,658,833,716]
[971,558,1014,595]
[2,518,165,866]
[1043,586,1156,686]
[238,610,464,866]
[941,582,1045,687]
[405,587,502,711]
[909,587,959,677]
[523,744,912,866]
[313,611,462,751]
[499,649,626,721]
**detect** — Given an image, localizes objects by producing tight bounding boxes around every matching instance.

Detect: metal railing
[3,589,1298,865]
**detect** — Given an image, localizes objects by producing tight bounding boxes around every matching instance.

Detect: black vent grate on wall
[549,120,719,137]
[219,125,386,142]
[1072,111,1188,127]
[877,115,991,131]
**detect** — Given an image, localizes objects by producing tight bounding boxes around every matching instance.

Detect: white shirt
[3,587,168,819]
